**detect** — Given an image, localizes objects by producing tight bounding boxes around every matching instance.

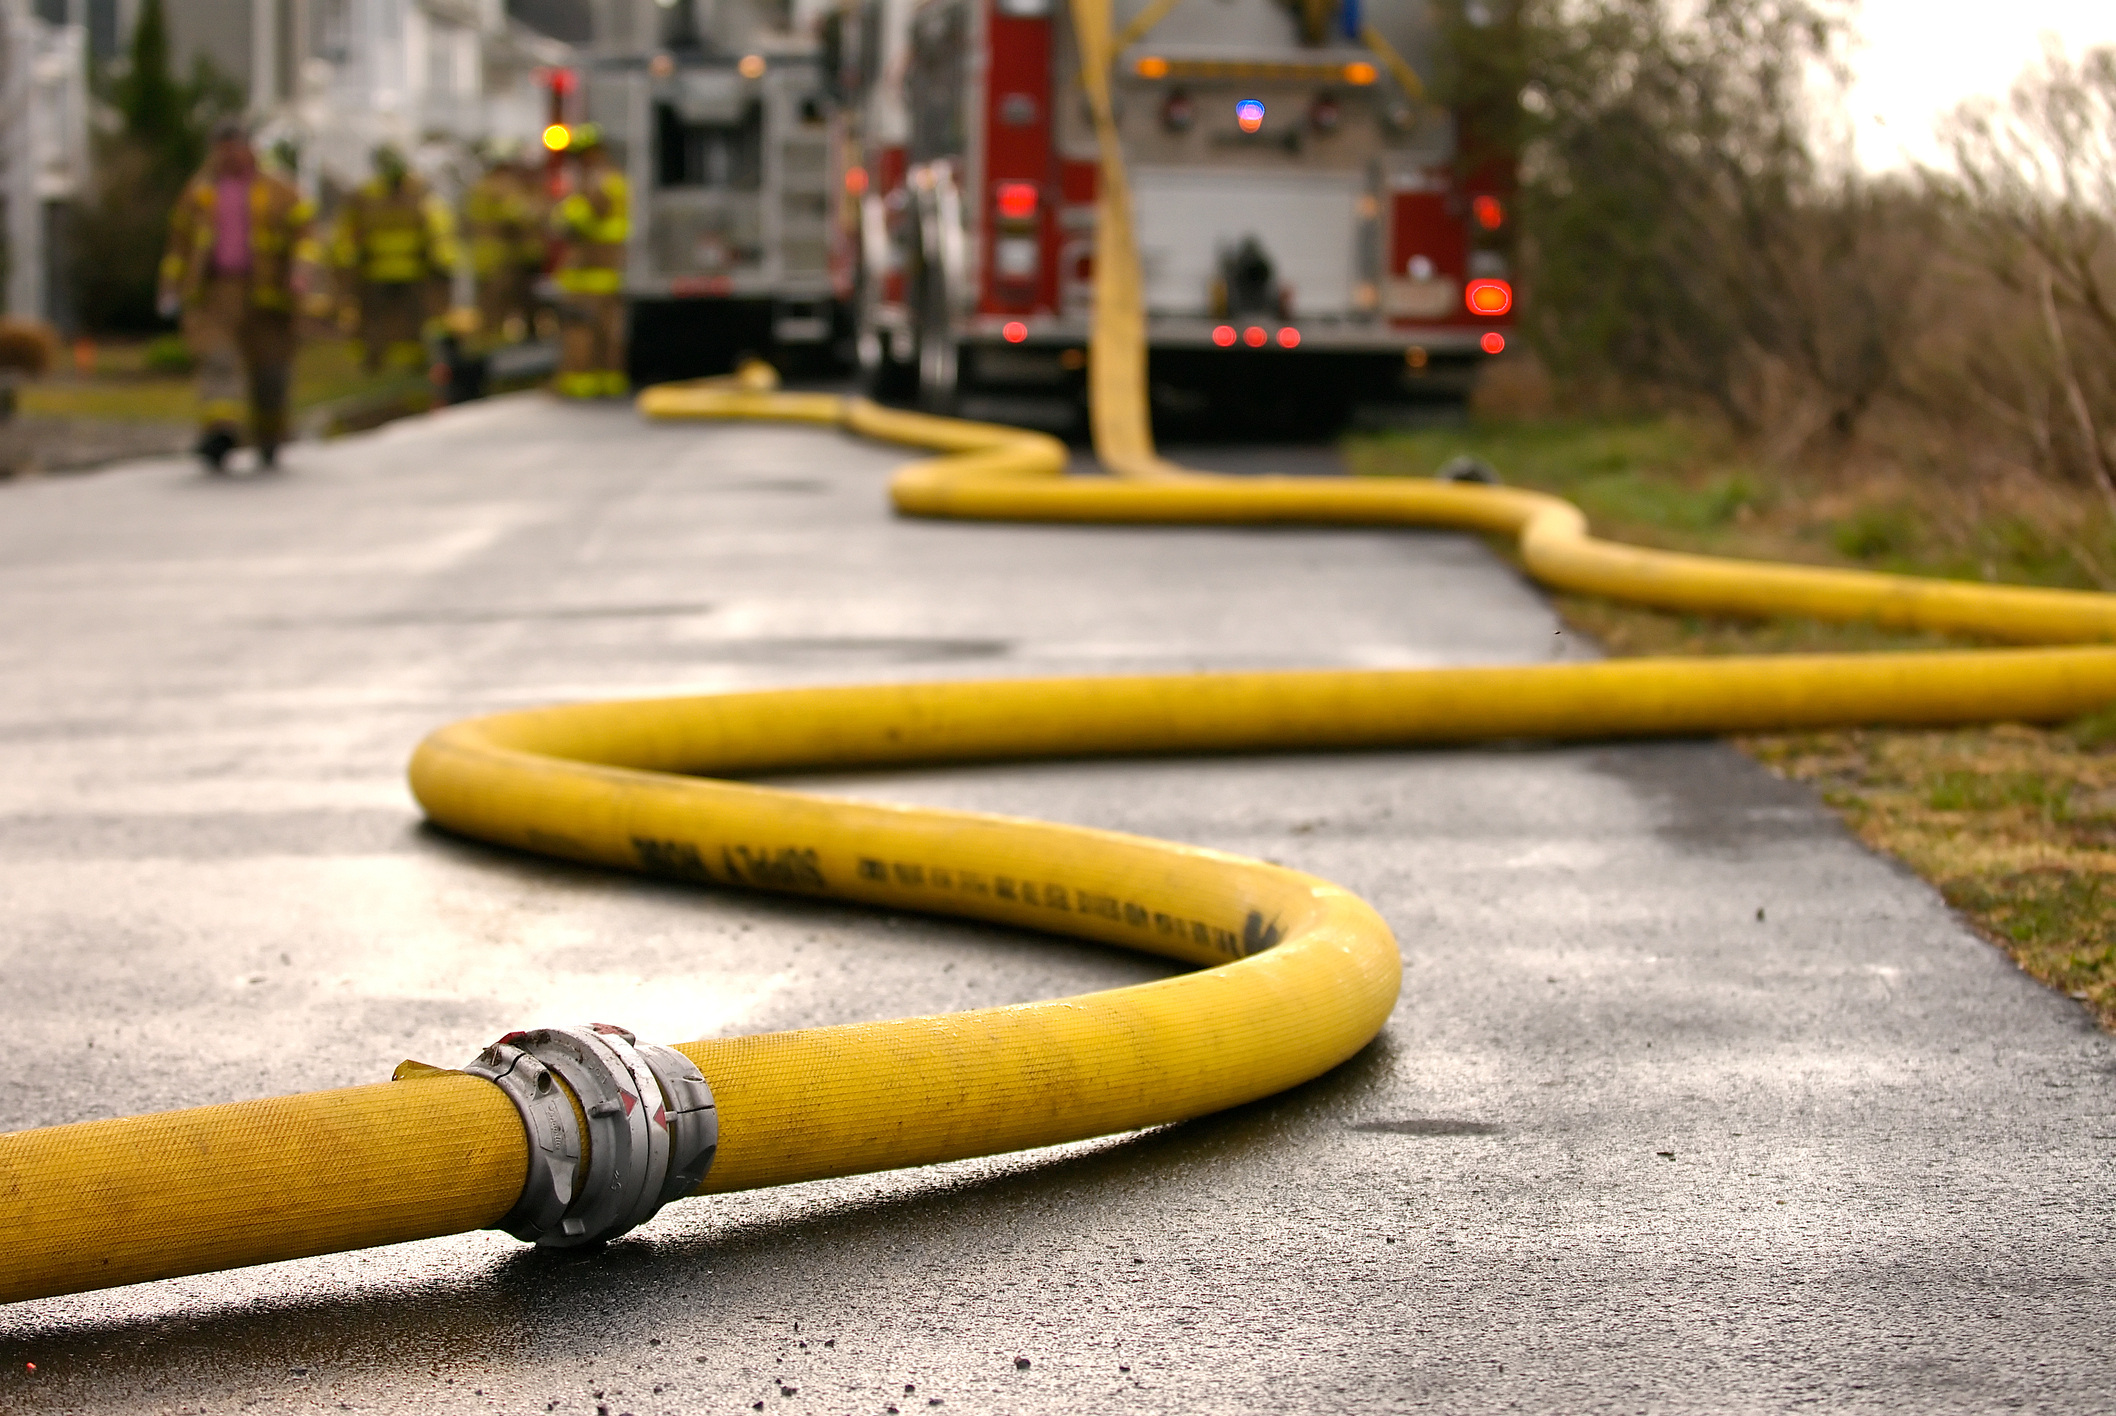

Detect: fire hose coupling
[461,1023,719,1247]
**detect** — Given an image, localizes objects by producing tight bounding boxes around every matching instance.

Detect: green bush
[143,334,193,375]
[69,0,243,333]
[1830,506,1919,562]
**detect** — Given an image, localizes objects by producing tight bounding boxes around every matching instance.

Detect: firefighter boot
[195,425,239,473]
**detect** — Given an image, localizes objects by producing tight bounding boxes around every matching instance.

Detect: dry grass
[17,338,419,426]
[1351,406,2116,1028]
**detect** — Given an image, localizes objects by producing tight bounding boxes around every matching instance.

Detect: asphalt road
[1,397,2111,1414]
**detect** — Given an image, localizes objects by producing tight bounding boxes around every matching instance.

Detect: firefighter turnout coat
[329,176,460,290]
[554,167,629,296]
[159,172,319,313]
[467,168,545,283]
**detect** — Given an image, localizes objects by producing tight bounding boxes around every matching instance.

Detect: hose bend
[408,687,1401,1197]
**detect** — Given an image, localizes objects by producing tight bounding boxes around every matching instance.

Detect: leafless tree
[1940,42,2116,509]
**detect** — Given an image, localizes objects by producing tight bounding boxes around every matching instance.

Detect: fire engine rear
[831,0,1515,427]
[575,0,842,385]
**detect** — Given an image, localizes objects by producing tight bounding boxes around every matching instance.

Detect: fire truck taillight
[1243,326,1268,348]
[1212,325,1237,347]
[1277,328,1301,349]
[1465,279,1514,316]
[1481,332,1507,354]
[1236,99,1266,133]
[845,168,869,195]
[1473,194,1505,230]
[994,182,1040,223]
[1003,321,1029,344]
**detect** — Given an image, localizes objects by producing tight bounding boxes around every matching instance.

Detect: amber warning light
[1465,279,1513,316]
[541,123,570,152]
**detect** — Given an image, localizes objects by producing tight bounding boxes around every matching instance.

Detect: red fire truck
[822,0,1516,426]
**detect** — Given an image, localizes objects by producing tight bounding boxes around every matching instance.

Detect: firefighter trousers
[556,291,627,399]
[357,281,430,374]
[185,277,295,453]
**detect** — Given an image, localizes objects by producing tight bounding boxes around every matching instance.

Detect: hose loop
[464,1023,719,1247]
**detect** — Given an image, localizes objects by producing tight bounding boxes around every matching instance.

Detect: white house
[1,0,89,325]
[93,0,582,192]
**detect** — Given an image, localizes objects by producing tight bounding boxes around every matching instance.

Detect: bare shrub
[0,319,57,377]
[1927,43,2116,511]
[1514,0,1942,444]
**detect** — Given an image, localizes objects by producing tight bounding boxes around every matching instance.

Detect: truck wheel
[855,191,916,404]
[915,269,959,415]
[856,310,916,403]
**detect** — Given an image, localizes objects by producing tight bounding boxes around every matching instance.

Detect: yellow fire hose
[5,0,2116,1308]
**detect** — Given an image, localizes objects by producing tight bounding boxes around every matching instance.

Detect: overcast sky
[1848,0,2116,170]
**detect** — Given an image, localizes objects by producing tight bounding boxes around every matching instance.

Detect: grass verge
[18,338,426,428]
[1350,410,2116,1029]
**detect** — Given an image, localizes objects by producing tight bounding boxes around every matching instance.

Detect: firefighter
[465,141,545,346]
[550,125,630,399]
[330,144,460,374]
[157,118,319,473]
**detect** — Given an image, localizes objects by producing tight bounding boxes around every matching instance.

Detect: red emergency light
[1472,194,1505,230]
[1465,279,1513,316]
[1243,326,1267,347]
[1002,321,1029,343]
[1277,327,1300,348]
[1481,332,1506,354]
[994,181,1039,222]
[1212,325,1237,346]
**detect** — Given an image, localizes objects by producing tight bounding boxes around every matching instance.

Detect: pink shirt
[212,177,252,275]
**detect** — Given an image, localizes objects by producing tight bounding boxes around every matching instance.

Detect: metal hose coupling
[462,1024,718,1247]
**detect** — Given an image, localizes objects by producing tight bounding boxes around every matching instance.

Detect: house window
[317,0,350,64]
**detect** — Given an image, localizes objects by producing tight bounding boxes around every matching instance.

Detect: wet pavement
[0,395,2111,1413]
